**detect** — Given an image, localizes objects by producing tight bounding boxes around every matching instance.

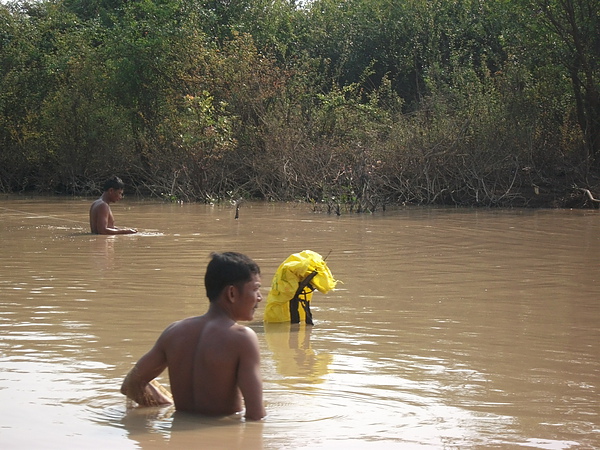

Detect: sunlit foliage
[0,0,598,207]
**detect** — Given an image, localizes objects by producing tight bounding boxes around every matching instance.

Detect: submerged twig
[234,199,242,219]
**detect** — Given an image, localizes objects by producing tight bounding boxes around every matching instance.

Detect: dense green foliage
[1,0,598,208]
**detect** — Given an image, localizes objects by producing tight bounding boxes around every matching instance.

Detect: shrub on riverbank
[1,0,598,208]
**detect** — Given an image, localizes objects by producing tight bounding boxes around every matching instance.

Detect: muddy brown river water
[0,196,598,449]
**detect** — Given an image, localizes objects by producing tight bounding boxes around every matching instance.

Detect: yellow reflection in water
[264,322,332,384]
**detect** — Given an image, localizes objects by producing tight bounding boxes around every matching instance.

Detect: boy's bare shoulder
[207,322,258,348]
[91,198,107,209]
[229,324,259,347]
[159,316,204,339]
[159,315,257,349]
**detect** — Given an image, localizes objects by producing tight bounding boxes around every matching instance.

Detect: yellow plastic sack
[264,250,337,323]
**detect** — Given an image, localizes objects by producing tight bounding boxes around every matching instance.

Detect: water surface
[0,197,598,449]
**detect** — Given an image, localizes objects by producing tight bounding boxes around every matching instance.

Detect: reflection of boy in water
[121,252,266,421]
[89,176,137,235]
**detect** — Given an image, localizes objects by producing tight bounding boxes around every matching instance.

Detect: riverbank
[3,173,600,211]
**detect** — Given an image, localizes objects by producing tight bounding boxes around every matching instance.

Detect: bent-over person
[120,252,266,420]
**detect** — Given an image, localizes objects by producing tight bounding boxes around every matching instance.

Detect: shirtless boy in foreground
[89,176,137,235]
[120,252,266,421]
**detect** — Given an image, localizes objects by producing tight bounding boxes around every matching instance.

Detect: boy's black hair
[205,252,260,302]
[103,176,125,192]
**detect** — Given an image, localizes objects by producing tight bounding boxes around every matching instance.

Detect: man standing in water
[89,176,137,234]
[120,252,266,421]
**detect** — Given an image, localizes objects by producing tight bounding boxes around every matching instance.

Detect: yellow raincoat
[264,250,338,324]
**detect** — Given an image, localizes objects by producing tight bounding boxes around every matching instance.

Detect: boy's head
[103,176,126,192]
[205,252,261,302]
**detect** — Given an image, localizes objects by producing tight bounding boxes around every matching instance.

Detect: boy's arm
[92,202,113,235]
[94,202,137,235]
[121,343,172,407]
[236,328,266,420]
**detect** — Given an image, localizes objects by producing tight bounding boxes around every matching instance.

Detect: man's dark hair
[103,176,125,192]
[205,252,260,302]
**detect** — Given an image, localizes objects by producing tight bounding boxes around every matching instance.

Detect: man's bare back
[120,253,265,420]
[153,311,261,415]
